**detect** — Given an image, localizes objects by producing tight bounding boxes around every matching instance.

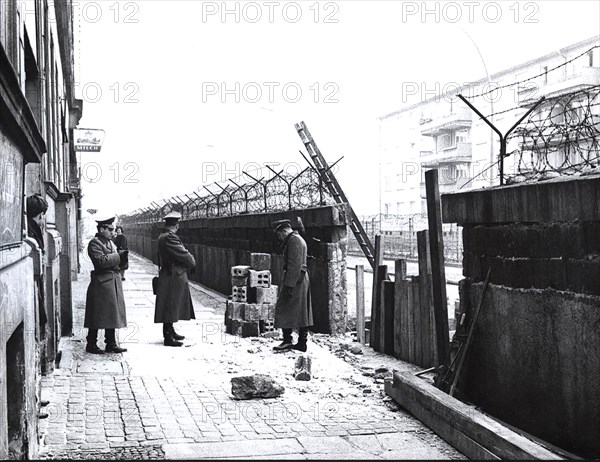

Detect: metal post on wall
[458,94,545,185]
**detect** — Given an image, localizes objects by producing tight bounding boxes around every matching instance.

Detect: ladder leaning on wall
[295,121,375,270]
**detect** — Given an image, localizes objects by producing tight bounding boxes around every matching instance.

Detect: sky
[74,0,600,219]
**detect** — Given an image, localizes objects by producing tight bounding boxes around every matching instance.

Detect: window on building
[0,0,18,65]
[24,28,42,127]
[455,129,469,144]
[438,131,456,150]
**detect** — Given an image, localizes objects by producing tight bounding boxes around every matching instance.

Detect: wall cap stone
[442,173,600,225]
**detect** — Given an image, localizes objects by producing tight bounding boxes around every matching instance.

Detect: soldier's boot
[85,328,104,355]
[273,328,293,352]
[163,323,183,347]
[171,322,185,340]
[292,327,309,352]
[105,328,127,353]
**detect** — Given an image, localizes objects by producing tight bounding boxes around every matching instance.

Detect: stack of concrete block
[225,253,278,338]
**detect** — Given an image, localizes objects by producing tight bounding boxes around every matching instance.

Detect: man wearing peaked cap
[84,215,128,354]
[271,219,292,232]
[95,216,116,225]
[163,211,182,223]
[155,210,196,346]
[271,218,313,353]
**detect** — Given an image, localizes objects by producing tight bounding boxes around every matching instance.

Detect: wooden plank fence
[361,229,445,368]
[356,169,449,368]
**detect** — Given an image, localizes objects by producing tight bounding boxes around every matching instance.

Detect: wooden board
[386,372,564,460]
[393,260,407,358]
[425,169,450,366]
[382,280,395,355]
[356,265,365,344]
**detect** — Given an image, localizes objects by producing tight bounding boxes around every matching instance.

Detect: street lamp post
[459,27,495,187]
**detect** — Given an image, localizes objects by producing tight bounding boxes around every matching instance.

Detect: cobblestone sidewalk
[38,251,465,460]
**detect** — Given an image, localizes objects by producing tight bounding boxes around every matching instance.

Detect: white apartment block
[378,36,600,216]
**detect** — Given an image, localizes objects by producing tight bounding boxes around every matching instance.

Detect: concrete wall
[0,244,40,459]
[43,230,62,375]
[124,205,348,335]
[443,174,600,458]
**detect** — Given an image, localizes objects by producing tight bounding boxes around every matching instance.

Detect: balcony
[420,143,472,168]
[520,66,600,106]
[420,107,472,136]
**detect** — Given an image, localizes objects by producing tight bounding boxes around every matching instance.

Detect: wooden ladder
[295,121,375,269]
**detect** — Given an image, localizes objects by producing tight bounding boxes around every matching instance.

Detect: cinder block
[227,319,242,336]
[260,318,275,334]
[231,302,245,319]
[260,303,275,320]
[260,319,278,338]
[225,300,246,323]
[249,253,271,271]
[262,331,279,339]
[256,285,278,304]
[242,303,261,321]
[225,301,231,325]
[231,265,251,277]
[232,286,247,302]
[231,275,248,287]
[249,270,271,288]
[241,321,260,338]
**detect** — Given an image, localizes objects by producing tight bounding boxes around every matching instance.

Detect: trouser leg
[292,327,309,352]
[105,328,116,345]
[105,328,127,353]
[86,328,99,346]
[298,327,308,343]
[282,328,293,343]
[273,328,293,351]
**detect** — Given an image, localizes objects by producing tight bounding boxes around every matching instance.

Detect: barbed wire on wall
[505,85,600,183]
[120,166,334,224]
[464,45,599,101]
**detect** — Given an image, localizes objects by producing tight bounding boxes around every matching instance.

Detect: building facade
[0,0,82,458]
[378,36,600,215]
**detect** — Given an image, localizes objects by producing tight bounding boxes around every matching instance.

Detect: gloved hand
[286,286,294,297]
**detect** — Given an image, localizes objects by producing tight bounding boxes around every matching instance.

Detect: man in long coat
[154,211,196,347]
[272,219,313,352]
[84,216,128,354]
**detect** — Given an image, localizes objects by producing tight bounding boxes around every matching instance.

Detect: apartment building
[379,36,600,216]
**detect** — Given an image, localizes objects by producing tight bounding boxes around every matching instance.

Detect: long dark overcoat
[274,231,313,329]
[154,230,196,323]
[113,234,129,269]
[84,234,127,329]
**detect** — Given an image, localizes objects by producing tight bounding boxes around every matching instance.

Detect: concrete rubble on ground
[231,374,285,400]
